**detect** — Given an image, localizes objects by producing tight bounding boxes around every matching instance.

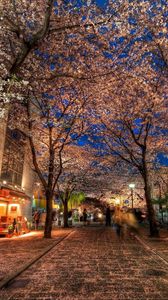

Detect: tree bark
[142,169,159,237]
[63,200,69,228]
[44,190,53,238]
[8,0,54,77]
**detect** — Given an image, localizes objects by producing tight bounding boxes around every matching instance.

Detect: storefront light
[3,180,7,185]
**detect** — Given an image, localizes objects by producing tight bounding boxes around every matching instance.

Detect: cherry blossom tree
[1,0,167,237]
[57,181,84,228]
[8,85,89,237]
[94,76,167,237]
[56,145,93,227]
[152,165,168,202]
[1,0,167,125]
[0,0,153,109]
[1,0,167,94]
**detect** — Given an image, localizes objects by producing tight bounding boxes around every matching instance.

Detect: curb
[134,234,168,266]
[0,230,75,290]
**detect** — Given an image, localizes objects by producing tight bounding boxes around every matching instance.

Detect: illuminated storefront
[0,188,31,219]
[0,124,34,236]
[0,187,32,236]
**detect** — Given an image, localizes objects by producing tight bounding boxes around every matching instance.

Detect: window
[1,129,24,187]
[11,206,17,212]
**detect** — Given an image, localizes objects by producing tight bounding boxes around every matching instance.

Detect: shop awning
[0,188,30,200]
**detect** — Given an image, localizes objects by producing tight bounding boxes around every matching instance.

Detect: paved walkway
[0,229,71,283]
[138,226,168,262]
[0,227,168,300]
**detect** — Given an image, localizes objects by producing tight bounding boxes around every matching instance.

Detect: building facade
[0,118,34,227]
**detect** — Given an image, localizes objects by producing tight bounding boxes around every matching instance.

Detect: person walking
[83,208,87,226]
[113,207,123,238]
[34,211,40,230]
[12,218,18,235]
[105,206,111,227]
[124,209,139,235]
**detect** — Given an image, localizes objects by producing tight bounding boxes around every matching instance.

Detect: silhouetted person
[83,208,87,226]
[68,210,72,218]
[105,206,111,226]
[134,209,143,223]
[52,210,57,221]
[34,211,40,230]
[13,218,18,234]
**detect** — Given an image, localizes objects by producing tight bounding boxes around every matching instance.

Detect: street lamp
[115,199,120,206]
[129,183,135,209]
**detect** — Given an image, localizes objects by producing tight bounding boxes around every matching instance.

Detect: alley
[0,227,168,300]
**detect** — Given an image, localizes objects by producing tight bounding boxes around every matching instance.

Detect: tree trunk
[143,172,159,237]
[44,191,53,238]
[63,200,69,228]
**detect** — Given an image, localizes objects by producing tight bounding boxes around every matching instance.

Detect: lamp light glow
[129,183,135,189]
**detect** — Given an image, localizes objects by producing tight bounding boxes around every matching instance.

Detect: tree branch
[8,0,54,76]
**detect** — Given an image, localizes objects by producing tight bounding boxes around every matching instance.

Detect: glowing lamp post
[115,199,120,206]
[129,183,135,209]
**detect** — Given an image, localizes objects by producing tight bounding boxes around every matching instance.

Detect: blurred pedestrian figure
[105,206,111,227]
[34,211,40,230]
[113,207,124,238]
[125,209,139,235]
[83,208,87,226]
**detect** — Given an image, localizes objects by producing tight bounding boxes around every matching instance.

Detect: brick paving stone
[0,229,71,282]
[0,227,168,300]
[138,226,168,262]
